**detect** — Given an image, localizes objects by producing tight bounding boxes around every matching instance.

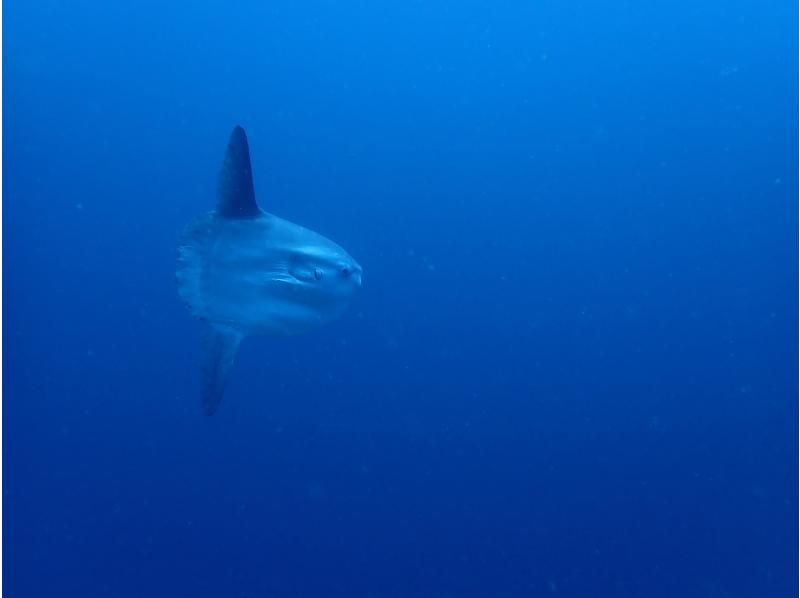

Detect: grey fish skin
[177,126,362,414]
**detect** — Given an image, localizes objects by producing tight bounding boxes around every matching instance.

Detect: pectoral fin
[202,326,243,415]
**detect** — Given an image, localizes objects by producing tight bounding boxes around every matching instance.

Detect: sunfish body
[177,126,362,414]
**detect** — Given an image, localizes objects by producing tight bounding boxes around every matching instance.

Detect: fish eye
[313,268,323,281]
[340,266,350,276]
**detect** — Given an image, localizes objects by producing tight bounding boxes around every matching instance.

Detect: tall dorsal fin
[217,125,261,218]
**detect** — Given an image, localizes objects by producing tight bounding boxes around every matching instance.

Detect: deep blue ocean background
[4,0,798,596]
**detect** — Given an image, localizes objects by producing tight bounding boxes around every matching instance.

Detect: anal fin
[202,326,243,415]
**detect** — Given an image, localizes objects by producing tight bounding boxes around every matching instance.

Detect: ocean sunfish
[177,126,362,414]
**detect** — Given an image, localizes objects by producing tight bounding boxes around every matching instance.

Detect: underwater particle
[306,482,326,499]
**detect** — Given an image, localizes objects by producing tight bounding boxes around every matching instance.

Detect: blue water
[5,1,797,596]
